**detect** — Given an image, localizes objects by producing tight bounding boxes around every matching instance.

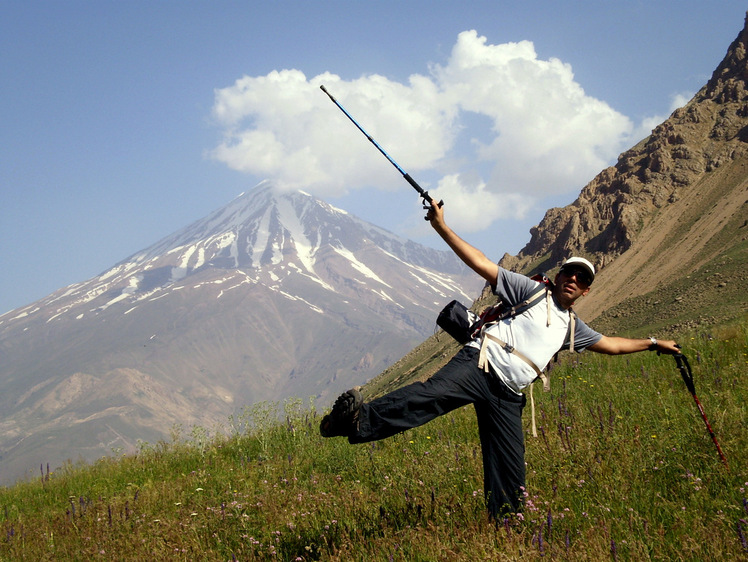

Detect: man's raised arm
[426,202,499,285]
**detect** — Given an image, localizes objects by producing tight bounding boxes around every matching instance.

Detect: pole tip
[320,84,327,92]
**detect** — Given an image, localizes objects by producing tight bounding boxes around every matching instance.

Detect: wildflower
[737,520,748,551]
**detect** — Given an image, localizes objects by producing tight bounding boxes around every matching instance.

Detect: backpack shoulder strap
[568,310,576,351]
[502,282,548,320]
[479,280,547,324]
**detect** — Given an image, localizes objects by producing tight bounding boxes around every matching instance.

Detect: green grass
[1,322,746,561]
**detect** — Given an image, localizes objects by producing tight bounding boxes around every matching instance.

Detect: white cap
[561,257,596,283]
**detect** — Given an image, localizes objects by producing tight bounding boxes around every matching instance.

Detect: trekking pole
[319,85,443,218]
[671,351,729,469]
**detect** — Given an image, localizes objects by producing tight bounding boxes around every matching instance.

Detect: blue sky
[1,1,746,315]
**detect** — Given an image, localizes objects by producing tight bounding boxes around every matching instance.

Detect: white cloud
[209,69,457,197]
[208,30,635,232]
[431,173,533,232]
[433,31,633,199]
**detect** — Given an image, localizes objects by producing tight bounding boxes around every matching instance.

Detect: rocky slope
[500,14,748,331]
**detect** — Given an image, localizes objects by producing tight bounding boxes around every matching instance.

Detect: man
[320,201,680,518]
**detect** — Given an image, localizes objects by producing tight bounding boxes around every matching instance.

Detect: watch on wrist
[648,337,658,351]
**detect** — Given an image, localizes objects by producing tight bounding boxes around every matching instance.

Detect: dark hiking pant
[349,346,527,518]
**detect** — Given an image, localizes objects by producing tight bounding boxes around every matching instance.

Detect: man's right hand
[426,200,445,230]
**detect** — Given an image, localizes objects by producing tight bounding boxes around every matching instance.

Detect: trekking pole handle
[673,352,696,395]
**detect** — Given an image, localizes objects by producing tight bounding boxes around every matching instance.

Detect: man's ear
[581,287,591,298]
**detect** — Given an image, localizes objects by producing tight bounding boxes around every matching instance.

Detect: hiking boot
[319,387,363,438]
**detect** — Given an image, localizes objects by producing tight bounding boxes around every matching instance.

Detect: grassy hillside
[1,321,745,560]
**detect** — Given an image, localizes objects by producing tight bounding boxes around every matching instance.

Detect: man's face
[554,266,592,306]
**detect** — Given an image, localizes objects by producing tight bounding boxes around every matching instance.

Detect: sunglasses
[560,266,593,286]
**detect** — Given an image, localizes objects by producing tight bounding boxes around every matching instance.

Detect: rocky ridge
[500,14,748,328]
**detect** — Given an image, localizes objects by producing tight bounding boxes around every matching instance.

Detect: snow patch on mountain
[331,246,391,288]
[275,195,318,274]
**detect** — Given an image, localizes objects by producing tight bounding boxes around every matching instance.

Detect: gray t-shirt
[467,268,601,393]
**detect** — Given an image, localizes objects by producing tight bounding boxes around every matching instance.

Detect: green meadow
[1,321,746,560]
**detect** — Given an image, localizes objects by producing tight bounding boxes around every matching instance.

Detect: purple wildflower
[738,519,748,551]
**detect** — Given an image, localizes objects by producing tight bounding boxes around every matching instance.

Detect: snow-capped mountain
[17,181,471,323]
[0,181,481,485]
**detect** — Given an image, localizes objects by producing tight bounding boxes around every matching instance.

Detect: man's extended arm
[589,335,680,355]
[426,201,499,284]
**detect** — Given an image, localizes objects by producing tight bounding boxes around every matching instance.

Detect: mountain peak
[703,11,748,102]
[1,183,474,328]
[0,185,480,484]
